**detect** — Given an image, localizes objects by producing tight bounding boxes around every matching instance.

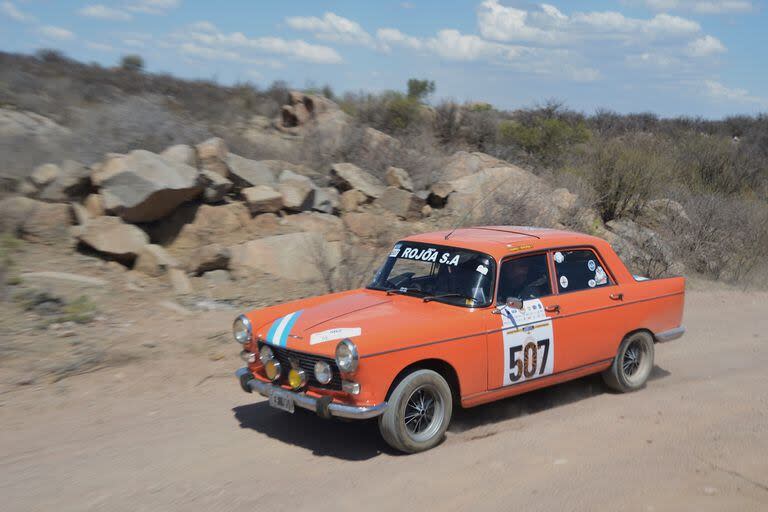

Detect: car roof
[401,226,607,260]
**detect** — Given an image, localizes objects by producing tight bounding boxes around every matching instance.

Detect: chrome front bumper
[236,368,387,420]
[655,326,686,343]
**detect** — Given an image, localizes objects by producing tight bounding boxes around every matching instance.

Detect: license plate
[269,389,294,413]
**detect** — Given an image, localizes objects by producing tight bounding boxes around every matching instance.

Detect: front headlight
[259,345,274,365]
[335,338,358,373]
[233,314,252,344]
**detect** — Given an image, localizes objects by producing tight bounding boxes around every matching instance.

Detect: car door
[546,247,627,370]
[485,252,563,390]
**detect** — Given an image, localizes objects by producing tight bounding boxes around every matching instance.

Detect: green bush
[498,117,590,164]
[120,54,144,72]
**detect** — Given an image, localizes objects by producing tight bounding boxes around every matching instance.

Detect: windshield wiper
[422,293,474,303]
[385,286,424,296]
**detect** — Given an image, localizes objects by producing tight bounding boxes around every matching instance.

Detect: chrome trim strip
[237,369,388,420]
[655,326,685,343]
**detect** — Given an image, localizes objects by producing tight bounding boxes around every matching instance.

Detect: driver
[498,257,549,301]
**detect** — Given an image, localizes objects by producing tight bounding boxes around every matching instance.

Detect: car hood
[246,289,484,358]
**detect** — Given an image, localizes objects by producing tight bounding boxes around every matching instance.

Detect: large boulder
[230,232,341,281]
[605,219,684,278]
[161,144,197,167]
[442,151,505,181]
[134,244,180,277]
[76,216,149,262]
[278,170,314,211]
[638,199,690,229]
[0,197,72,243]
[312,187,340,214]
[99,150,203,223]
[376,187,426,220]
[156,203,256,256]
[195,138,228,177]
[329,163,384,199]
[384,166,414,191]
[186,243,231,275]
[281,212,344,242]
[227,154,278,188]
[242,185,283,214]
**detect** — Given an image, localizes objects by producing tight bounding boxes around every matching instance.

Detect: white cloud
[38,26,75,40]
[177,25,343,64]
[426,29,522,62]
[285,12,375,47]
[1,1,34,22]
[686,35,726,57]
[190,21,217,32]
[640,1,753,14]
[85,41,114,52]
[625,52,681,68]
[377,28,422,51]
[127,0,180,15]
[179,43,242,62]
[704,80,767,106]
[79,5,132,21]
[477,0,700,45]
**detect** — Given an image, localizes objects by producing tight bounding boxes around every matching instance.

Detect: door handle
[545,304,560,314]
[609,293,624,301]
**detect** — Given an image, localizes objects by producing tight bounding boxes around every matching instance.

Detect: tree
[407,78,435,101]
[120,54,144,72]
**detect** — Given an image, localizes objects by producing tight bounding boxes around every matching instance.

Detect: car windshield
[367,242,496,307]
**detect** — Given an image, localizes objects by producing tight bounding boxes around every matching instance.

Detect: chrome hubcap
[622,341,643,376]
[405,388,436,434]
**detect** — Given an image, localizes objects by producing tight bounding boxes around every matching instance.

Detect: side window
[497,254,552,303]
[553,249,610,293]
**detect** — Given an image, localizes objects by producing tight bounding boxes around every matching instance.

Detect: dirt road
[2,288,767,512]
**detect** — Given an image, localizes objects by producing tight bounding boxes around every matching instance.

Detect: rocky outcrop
[134,244,180,277]
[329,163,384,199]
[161,144,197,167]
[605,219,684,277]
[242,185,283,214]
[277,170,314,211]
[0,197,72,243]
[76,216,149,262]
[376,187,426,220]
[384,166,414,191]
[99,150,202,223]
[195,138,228,177]
[37,160,91,202]
[199,170,233,203]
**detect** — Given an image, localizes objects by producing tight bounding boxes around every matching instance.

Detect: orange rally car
[234,226,686,453]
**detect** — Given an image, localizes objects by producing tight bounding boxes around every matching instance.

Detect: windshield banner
[390,244,461,266]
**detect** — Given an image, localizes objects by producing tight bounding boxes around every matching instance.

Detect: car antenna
[444,174,514,240]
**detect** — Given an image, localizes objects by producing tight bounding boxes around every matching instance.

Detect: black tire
[602,331,655,392]
[378,369,453,453]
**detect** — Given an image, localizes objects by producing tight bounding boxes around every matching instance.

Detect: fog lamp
[264,359,281,381]
[259,345,274,365]
[288,368,308,389]
[240,351,256,363]
[314,360,332,385]
[342,380,360,395]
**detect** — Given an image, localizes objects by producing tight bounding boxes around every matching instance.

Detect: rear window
[553,249,610,293]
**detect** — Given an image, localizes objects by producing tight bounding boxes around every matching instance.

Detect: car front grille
[259,342,342,391]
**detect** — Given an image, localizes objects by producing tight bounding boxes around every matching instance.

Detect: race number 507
[509,339,550,382]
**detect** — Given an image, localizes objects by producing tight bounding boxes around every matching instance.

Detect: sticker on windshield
[588,259,596,271]
[389,244,402,258]
[476,264,488,276]
[399,247,461,266]
[500,299,554,386]
[554,252,564,263]
[309,327,361,345]
[588,279,596,288]
[595,266,607,285]
[559,275,569,288]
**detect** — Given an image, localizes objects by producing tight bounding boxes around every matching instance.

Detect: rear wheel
[602,331,655,392]
[378,369,453,453]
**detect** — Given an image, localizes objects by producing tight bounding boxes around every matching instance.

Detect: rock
[71,202,91,226]
[340,189,367,212]
[0,197,72,243]
[550,188,578,212]
[276,91,343,134]
[168,268,193,295]
[281,212,344,242]
[384,166,414,191]
[77,216,150,262]
[442,151,505,181]
[329,163,384,199]
[84,194,105,217]
[421,204,433,217]
[242,185,283,214]
[202,269,231,283]
[230,232,341,281]
[134,244,180,277]
[226,154,278,188]
[640,199,690,228]
[155,203,255,256]
[376,187,426,220]
[195,137,228,177]
[343,211,395,239]
[278,170,314,211]
[605,219,684,277]
[312,187,340,214]
[38,160,91,202]
[199,169,233,203]
[18,181,37,197]
[161,144,197,167]
[362,127,401,156]
[99,150,203,223]
[428,181,455,207]
[187,243,231,274]
[30,163,60,188]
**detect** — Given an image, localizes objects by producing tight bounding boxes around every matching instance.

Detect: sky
[1,0,766,118]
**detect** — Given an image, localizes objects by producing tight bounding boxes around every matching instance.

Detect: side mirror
[493,296,523,314]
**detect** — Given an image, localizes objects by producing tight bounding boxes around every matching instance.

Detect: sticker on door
[500,299,555,386]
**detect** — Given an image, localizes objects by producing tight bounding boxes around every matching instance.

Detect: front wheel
[602,331,655,392]
[378,369,453,453]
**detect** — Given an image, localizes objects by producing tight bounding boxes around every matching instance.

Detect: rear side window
[553,249,610,293]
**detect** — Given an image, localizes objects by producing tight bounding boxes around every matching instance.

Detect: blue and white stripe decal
[265,310,303,347]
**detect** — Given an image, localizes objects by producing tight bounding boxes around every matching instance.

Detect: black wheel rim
[403,385,444,442]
